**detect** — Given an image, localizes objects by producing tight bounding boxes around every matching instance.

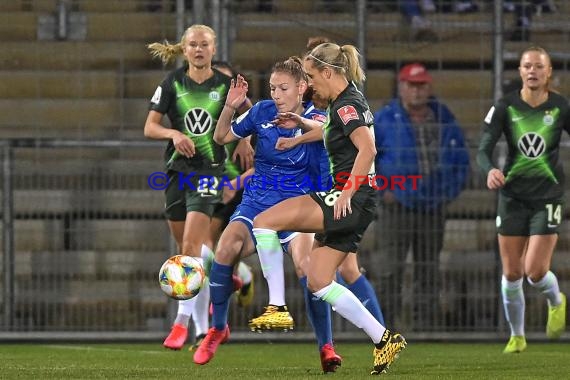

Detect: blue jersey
[307,142,331,190]
[303,103,332,191]
[231,100,326,209]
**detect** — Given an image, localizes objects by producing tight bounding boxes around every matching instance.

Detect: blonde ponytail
[147,24,217,65]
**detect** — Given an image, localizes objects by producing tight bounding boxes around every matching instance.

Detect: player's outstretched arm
[273,112,322,131]
[275,126,323,150]
[214,75,248,145]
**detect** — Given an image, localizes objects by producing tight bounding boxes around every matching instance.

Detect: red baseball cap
[398,63,432,83]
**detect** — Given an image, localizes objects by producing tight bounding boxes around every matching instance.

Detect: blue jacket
[374,98,470,211]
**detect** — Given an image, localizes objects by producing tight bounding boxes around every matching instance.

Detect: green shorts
[496,193,563,236]
[164,171,223,221]
[310,188,376,253]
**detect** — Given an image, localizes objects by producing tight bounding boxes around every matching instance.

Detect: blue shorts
[230,202,298,252]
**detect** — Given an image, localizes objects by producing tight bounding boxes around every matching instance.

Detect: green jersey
[477,91,570,200]
[324,82,376,195]
[149,66,231,175]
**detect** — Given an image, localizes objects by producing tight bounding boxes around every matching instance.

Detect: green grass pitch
[1,341,569,379]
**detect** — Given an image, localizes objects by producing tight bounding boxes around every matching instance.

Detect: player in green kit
[477,46,569,353]
[144,25,250,350]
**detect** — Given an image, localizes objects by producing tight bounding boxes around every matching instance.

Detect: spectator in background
[438,0,479,13]
[507,0,557,41]
[256,0,273,12]
[396,0,439,42]
[373,63,470,331]
[503,0,557,14]
[147,0,274,13]
[392,0,478,41]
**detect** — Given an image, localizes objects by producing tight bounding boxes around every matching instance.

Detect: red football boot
[320,343,342,373]
[232,274,243,291]
[163,323,188,350]
[193,325,230,365]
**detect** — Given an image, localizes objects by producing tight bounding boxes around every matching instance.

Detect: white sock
[501,276,525,337]
[253,228,285,306]
[174,299,194,326]
[174,257,204,324]
[237,262,253,285]
[191,276,210,337]
[527,271,562,307]
[314,281,386,343]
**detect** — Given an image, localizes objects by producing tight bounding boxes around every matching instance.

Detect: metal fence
[1,138,569,342]
[1,0,570,341]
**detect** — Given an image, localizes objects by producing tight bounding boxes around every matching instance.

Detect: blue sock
[347,274,385,326]
[209,261,234,330]
[300,276,332,350]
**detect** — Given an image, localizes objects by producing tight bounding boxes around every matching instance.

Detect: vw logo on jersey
[517,132,545,159]
[184,108,213,136]
[209,91,220,101]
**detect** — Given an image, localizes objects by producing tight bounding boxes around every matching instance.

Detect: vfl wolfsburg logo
[209,91,220,101]
[543,113,554,126]
[184,108,213,136]
[517,132,545,159]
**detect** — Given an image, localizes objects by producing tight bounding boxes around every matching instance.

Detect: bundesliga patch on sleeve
[337,105,360,125]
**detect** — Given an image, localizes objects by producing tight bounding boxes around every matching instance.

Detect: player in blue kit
[256,37,386,332]
[193,57,342,372]
[251,42,406,375]
[255,82,386,327]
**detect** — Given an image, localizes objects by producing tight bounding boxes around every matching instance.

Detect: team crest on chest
[543,110,554,126]
[209,91,220,101]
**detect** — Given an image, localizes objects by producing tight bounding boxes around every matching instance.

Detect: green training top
[477,90,570,200]
[149,66,230,175]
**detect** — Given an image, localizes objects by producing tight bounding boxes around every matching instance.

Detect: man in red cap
[370,62,470,331]
[398,62,432,83]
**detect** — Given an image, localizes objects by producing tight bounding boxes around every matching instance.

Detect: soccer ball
[158,255,205,300]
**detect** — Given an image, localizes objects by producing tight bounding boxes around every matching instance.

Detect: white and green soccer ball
[158,255,205,300]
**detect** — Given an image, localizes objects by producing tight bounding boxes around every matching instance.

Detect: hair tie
[307,54,344,70]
